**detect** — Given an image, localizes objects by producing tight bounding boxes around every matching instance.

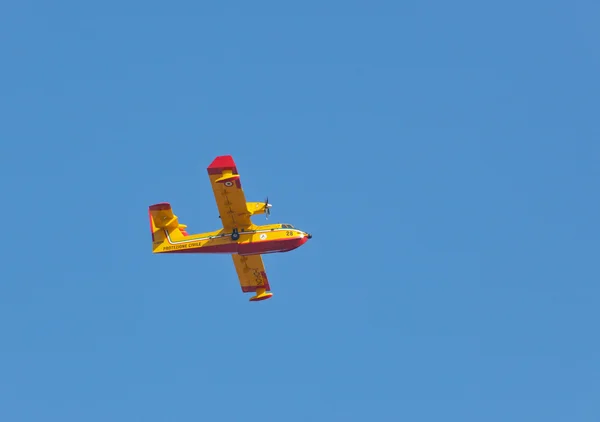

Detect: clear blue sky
[1,1,599,421]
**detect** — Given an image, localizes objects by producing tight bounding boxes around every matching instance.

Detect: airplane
[148,155,312,302]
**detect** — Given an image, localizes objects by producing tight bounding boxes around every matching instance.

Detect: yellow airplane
[148,155,312,301]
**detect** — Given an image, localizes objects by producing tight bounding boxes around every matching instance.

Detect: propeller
[264,197,272,220]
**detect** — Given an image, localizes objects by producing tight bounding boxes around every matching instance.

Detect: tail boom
[149,202,225,253]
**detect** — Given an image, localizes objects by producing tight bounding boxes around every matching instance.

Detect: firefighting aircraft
[148,155,312,301]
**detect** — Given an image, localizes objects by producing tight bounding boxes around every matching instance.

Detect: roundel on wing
[224,181,234,187]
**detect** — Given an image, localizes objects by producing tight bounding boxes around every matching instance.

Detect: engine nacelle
[246,201,269,216]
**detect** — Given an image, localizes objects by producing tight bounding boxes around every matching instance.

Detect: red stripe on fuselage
[161,243,237,254]
[162,236,309,255]
[238,237,308,255]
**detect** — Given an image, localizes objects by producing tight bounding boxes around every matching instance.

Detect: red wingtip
[207,155,238,175]
[149,202,171,211]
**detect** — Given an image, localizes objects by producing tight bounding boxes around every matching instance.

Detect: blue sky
[1,1,599,421]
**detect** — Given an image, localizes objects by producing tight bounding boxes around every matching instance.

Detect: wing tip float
[249,289,274,301]
[148,155,312,302]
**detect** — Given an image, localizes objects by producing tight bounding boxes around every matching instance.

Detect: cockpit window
[281,224,294,229]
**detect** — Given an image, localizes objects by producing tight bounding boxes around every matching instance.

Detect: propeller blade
[264,196,271,219]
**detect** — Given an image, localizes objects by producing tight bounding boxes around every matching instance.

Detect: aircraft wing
[207,155,252,231]
[232,254,272,299]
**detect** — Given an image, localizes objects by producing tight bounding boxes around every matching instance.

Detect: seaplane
[148,155,312,301]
